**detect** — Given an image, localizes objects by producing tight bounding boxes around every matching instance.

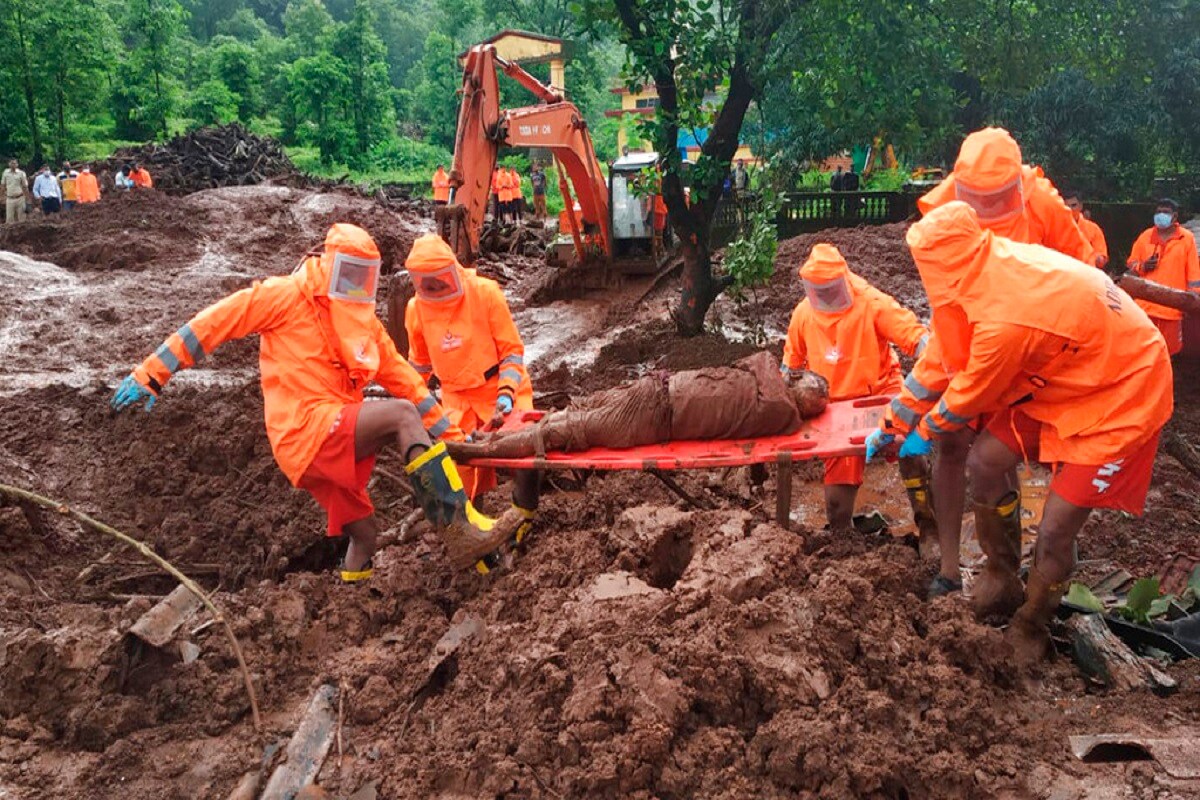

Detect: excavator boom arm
[443,44,610,264]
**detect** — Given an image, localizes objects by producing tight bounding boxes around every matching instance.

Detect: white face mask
[1154,212,1174,229]
[327,252,380,303]
[803,276,853,314]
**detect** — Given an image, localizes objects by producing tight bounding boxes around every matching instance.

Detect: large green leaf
[1065,582,1104,613]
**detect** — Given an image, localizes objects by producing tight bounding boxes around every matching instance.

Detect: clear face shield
[412,264,464,304]
[328,252,381,303]
[954,175,1024,223]
[803,276,853,314]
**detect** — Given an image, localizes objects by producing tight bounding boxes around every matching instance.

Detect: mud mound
[0,190,209,273]
[764,222,924,331]
[95,123,296,195]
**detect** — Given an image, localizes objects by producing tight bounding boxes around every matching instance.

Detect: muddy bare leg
[825,484,857,531]
[932,427,974,581]
[898,455,937,560]
[342,515,379,573]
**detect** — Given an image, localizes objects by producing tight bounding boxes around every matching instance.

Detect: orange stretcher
[462,395,892,529]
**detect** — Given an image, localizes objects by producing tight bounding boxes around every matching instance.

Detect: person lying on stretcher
[445,351,829,460]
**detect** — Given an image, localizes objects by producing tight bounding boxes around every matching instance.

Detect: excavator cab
[609,152,659,255]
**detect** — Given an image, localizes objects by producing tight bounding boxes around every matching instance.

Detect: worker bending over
[404,233,538,570]
[111,224,520,581]
[878,127,1094,596]
[1127,198,1200,356]
[898,203,1172,664]
[783,244,933,540]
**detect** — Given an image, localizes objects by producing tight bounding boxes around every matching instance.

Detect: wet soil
[2,200,1199,799]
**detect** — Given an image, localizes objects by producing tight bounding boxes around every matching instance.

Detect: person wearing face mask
[404,233,538,572]
[782,244,934,539]
[870,127,1094,599]
[896,202,1171,665]
[1062,188,1108,269]
[1127,198,1200,356]
[111,224,522,582]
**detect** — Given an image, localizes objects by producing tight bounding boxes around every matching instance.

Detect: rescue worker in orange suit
[77,165,101,203]
[130,162,153,189]
[889,202,1172,664]
[509,168,524,223]
[431,164,451,206]
[872,127,1094,598]
[404,233,538,572]
[110,224,520,582]
[490,169,502,221]
[782,243,932,537]
[1062,188,1108,269]
[1127,198,1200,356]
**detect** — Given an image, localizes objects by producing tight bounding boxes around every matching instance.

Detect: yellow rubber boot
[1007,564,1067,666]
[903,474,939,560]
[971,491,1026,622]
[405,442,521,570]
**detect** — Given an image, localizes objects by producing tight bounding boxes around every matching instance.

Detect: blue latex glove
[864,429,895,462]
[495,394,514,416]
[111,374,157,412]
[898,429,932,458]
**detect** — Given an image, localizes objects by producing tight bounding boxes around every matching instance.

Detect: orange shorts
[985,408,1161,514]
[823,455,865,486]
[1150,316,1183,356]
[299,403,376,536]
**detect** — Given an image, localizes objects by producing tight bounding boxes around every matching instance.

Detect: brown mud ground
[2,195,1199,799]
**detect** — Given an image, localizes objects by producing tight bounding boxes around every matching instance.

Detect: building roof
[457,29,569,60]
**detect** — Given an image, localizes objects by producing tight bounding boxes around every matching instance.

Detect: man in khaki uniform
[3,159,29,223]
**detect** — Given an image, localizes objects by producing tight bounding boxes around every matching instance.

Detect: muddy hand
[488,394,514,431]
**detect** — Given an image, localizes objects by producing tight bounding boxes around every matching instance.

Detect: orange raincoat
[1077,214,1108,268]
[130,167,153,188]
[134,224,455,485]
[886,127,1095,435]
[432,167,451,203]
[903,202,1172,465]
[405,234,534,494]
[918,128,1092,263]
[509,169,523,202]
[1128,224,1200,322]
[77,170,100,203]
[783,243,928,401]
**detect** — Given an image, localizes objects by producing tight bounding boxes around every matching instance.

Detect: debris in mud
[94,123,297,195]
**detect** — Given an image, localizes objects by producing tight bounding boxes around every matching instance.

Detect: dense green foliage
[2,0,1199,201]
[0,0,619,186]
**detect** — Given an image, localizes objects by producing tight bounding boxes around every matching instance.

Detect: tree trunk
[674,236,730,336]
[13,5,43,165]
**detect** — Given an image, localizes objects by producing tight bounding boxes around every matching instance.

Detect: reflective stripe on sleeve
[428,416,451,438]
[410,360,433,375]
[154,342,181,374]
[179,324,205,363]
[915,333,929,357]
[890,397,919,427]
[500,354,524,366]
[499,367,522,384]
[903,372,939,402]
[934,399,971,426]
[416,395,438,416]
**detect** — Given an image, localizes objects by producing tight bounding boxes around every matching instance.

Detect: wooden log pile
[96,123,298,195]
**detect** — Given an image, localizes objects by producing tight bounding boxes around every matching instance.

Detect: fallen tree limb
[0,483,262,731]
[1066,613,1178,694]
[1163,427,1200,482]
[1118,275,1200,315]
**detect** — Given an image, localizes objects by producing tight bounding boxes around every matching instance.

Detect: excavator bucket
[435,204,475,266]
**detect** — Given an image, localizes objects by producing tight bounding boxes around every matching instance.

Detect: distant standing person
[115,164,134,190]
[3,159,29,224]
[32,166,62,214]
[1126,198,1200,356]
[509,167,524,224]
[130,162,153,188]
[58,162,79,211]
[830,164,845,192]
[732,159,749,200]
[531,163,547,219]
[431,164,450,206]
[1062,189,1109,269]
[77,164,101,203]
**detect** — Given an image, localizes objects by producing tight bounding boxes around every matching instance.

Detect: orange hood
[295,223,382,388]
[799,243,867,314]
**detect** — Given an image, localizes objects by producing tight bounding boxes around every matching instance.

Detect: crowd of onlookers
[2,159,152,224]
